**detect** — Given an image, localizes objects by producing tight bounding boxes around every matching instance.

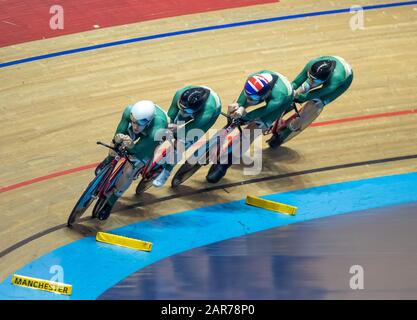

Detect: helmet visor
[307,71,325,85]
[130,114,152,127]
[244,92,261,103]
[178,101,196,115]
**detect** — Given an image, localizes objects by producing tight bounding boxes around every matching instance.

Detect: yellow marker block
[246,195,298,216]
[11,274,72,296]
[96,232,153,251]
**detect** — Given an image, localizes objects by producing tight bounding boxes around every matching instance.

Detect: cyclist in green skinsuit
[94,100,168,220]
[152,85,222,187]
[206,70,294,183]
[268,56,354,148]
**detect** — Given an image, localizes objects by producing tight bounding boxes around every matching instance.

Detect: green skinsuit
[115,104,169,162]
[105,103,168,206]
[292,55,354,105]
[273,56,354,142]
[236,70,294,128]
[164,85,222,171]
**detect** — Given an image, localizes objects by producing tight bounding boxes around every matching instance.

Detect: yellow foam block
[96,232,153,251]
[246,195,298,215]
[11,274,72,296]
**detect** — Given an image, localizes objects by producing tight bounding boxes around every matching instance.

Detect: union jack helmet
[244,73,274,102]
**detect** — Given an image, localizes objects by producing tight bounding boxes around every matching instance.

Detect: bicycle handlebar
[96,141,133,163]
[96,141,115,150]
[220,111,250,128]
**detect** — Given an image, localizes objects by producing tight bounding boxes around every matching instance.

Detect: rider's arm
[167,90,181,122]
[167,86,192,122]
[183,97,220,133]
[236,90,248,107]
[128,111,168,162]
[296,80,340,102]
[291,62,312,90]
[128,134,159,163]
[105,106,132,157]
[244,95,288,122]
[114,105,132,135]
[297,64,348,102]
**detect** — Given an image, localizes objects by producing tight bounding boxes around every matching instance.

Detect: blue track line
[1,1,416,68]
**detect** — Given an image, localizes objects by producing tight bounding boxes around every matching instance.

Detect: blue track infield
[1,1,417,68]
[0,172,417,299]
[100,201,417,300]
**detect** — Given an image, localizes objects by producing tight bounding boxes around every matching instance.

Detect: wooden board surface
[0,0,416,281]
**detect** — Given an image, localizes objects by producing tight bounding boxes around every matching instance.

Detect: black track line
[1,153,416,259]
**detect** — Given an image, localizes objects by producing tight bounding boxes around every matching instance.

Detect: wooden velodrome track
[1,0,417,284]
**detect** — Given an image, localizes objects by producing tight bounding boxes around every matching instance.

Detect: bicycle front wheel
[67,167,110,226]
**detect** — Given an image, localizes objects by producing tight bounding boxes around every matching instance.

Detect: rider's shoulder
[154,104,169,122]
[122,104,134,117]
[152,103,164,114]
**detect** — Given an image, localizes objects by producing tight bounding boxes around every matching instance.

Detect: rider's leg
[153,139,194,187]
[240,120,268,162]
[98,158,144,220]
[154,110,220,187]
[206,121,266,183]
[152,140,176,188]
[276,98,324,144]
[153,163,175,188]
[268,99,324,149]
[269,73,354,148]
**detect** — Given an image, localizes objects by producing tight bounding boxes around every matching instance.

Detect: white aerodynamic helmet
[130,100,156,128]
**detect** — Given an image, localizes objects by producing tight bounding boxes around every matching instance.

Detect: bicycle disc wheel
[171,162,202,188]
[135,167,162,196]
[92,196,107,218]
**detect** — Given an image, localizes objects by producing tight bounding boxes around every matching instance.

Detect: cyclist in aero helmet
[94,100,168,220]
[178,87,209,116]
[206,70,294,183]
[244,73,275,103]
[152,85,221,188]
[309,59,336,84]
[268,56,353,148]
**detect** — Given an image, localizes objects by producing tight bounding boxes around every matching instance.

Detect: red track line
[0,163,99,194]
[311,108,417,127]
[1,108,416,194]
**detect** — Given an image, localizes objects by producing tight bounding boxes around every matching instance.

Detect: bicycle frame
[139,146,168,180]
[181,116,243,166]
[169,102,304,182]
[264,102,302,136]
[96,157,128,198]
[198,103,303,164]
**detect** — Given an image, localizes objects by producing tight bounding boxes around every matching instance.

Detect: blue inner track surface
[1,172,417,299]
